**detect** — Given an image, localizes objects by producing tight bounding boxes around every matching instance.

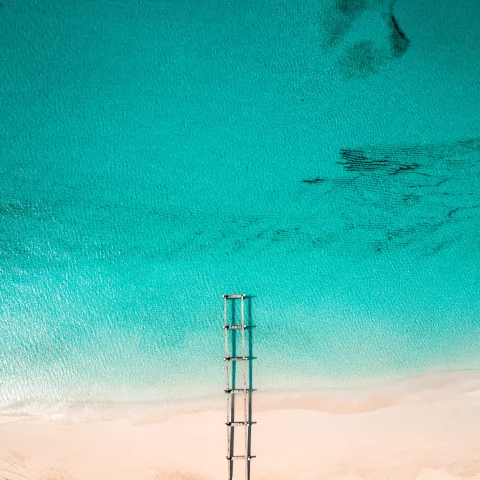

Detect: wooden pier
[223,294,253,480]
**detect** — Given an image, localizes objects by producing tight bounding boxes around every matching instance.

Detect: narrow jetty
[223,294,253,480]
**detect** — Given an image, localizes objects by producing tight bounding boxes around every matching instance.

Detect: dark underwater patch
[336,0,369,16]
[301,177,325,184]
[322,0,370,47]
[389,14,410,57]
[321,0,410,77]
[329,137,480,254]
[339,147,422,174]
[214,133,480,256]
[338,41,381,77]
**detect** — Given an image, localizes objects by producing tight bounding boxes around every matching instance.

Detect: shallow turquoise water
[1,0,480,416]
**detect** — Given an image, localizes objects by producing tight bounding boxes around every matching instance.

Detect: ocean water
[1,0,480,418]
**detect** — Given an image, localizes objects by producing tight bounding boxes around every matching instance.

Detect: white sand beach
[1,371,480,480]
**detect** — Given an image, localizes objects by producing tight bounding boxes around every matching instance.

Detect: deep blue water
[1,0,480,417]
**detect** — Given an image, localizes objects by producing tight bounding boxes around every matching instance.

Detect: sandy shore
[1,371,480,480]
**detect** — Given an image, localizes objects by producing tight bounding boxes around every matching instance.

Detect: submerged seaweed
[329,137,480,253]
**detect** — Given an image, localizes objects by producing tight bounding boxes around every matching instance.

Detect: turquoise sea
[1,0,480,418]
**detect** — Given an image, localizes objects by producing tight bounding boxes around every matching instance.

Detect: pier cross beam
[223,294,253,480]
